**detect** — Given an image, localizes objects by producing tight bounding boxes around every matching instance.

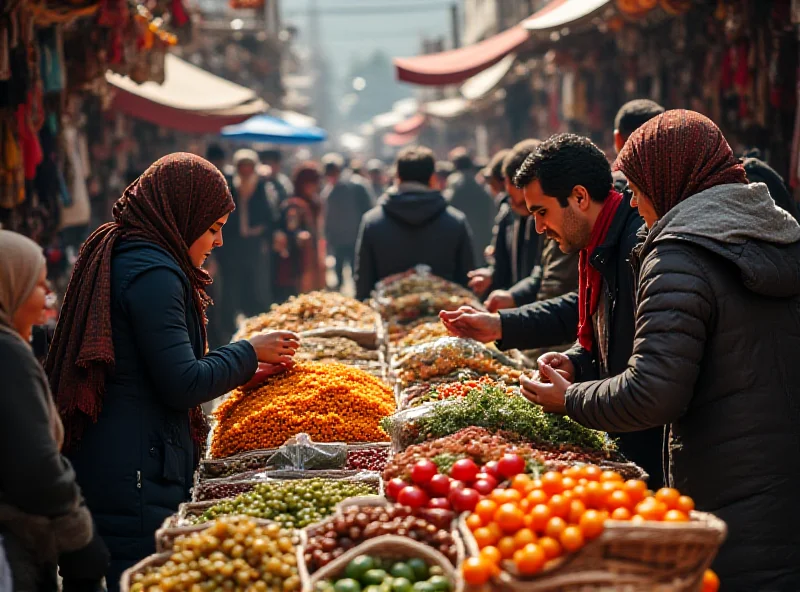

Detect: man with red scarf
[441,134,664,488]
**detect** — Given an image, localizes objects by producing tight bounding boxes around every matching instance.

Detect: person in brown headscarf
[526,111,800,590]
[0,230,109,592]
[45,154,300,590]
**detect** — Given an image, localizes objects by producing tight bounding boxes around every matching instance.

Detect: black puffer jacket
[566,183,800,591]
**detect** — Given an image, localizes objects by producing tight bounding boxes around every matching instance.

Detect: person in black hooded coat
[354,146,475,300]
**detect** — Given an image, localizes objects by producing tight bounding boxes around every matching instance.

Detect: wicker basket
[459,511,727,592]
[307,535,463,592]
[120,553,171,592]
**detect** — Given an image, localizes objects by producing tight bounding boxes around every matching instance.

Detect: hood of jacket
[644,182,800,297]
[380,182,449,227]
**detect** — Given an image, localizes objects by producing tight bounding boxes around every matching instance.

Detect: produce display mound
[381,383,612,454]
[390,320,452,350]
[308,535,459,592]
[234,291,379,340]
[211,362,395,458]
[123,516,301,592]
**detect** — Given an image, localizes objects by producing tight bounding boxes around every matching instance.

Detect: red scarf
[577,189,623,352]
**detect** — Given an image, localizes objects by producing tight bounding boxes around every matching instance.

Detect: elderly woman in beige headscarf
[0,230,108,591]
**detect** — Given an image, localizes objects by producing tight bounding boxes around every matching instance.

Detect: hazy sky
[280,0,453,85]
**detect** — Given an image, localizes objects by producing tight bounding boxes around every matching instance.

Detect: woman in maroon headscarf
[45,154,300,590]
[526,111,800,590]
[274,162,327,297]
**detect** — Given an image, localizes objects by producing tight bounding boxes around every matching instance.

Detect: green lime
[334,579,362,592]
[363,569,389,587]
[412,583,435,592]
[427,576,450,592]
[428,566,444,577]
[406,558,429,582]
[315,583,335,592]
[390,563,416,582]
[346,555,376,583]
[391,578,413,592]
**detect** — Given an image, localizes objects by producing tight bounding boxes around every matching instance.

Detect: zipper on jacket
[136,470,142,489]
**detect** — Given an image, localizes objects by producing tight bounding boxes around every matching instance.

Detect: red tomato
[449,480,466,495]
[473,479,496,496]
[386,478,407,500]
[497,454,526,479]
[450,488,481,512]
[410,460,438,485]
[450,459,480,483]
[427,473,452,497]
[398,485,429,508]
[482,461,501,478]
[427,497,451,510]
[475,473,499,490]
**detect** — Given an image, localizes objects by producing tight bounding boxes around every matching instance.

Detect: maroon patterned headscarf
[46,153,234,451]
[614,110,747,217]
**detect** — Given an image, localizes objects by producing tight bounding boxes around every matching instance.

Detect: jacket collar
[590,200,639,278]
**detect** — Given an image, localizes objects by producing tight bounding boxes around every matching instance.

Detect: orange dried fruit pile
[210,362,395,458]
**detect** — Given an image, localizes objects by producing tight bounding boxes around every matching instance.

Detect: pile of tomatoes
[385,454,527,514]
[459,464,719,591]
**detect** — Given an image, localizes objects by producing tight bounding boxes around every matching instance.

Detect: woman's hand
[241,362,289,390]
[248,330,300,366]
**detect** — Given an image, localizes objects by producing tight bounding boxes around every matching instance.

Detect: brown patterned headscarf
[614,109,747,217]
[46,153,234,451]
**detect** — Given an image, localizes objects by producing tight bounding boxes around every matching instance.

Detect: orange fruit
[462,556,492,586]
[479,545,502,566]
[559,525,585,552]
[611,507,632,521]
[495,503,525,533]
[622,479,648,504]
[701,569,720,592]
[630,514,646,525]
[490,488,509,504]
[511,474,534,494]
[636,498,667,521]
[544,516,567,539]
[466,513,483,531]
[529,504,552,532]
[473,526,498,549]
[513,528,537,549]
[578,509,605,539]
[607,489,633,511]
[561,476,577,491]
[486,522,503,542]
[563,465,582,479]
[600,470,623,483]
[654,488,681,510]
[475,499,498,524]
[582,465,602,481]
[540,471,564,495]
[526,489,549,506]
[514,543,546,576]
[497,536,517,559]
[663,509,690,522]
[548,494,570,519]
[584,481,605,509]
[538,536,562,559]
[676,495,695,514]
[571,484,588,503]
[568,499,587,524]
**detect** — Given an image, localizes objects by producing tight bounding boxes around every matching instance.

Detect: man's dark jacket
[490,198,541,293]
[496,200,664,487]
[446,171,495,266]
[355,183,475,300]
[67,241,257,591]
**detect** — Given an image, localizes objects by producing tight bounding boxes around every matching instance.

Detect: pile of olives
[305,505,458,573]
[195,479,377,529]
[129,516,300,591]
[316,555,452,592]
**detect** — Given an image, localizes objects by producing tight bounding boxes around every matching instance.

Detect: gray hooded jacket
[565,183,800,590]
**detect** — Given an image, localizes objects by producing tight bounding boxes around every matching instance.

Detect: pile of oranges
[460,464,719,591]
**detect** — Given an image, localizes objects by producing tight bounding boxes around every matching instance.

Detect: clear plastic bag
[266,433,347,471]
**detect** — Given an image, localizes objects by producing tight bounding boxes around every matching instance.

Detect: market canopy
[220,114,327,145]
[523,0,612,31]
[460,53,517,101]
[393,24,528,86]
[107,54,267,133]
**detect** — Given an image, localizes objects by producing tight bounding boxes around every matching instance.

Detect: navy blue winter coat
[66,241,257,591]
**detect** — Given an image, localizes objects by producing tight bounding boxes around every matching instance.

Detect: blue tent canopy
[220,114,327,145]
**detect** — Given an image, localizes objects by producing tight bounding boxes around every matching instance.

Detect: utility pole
[450,2,460,49]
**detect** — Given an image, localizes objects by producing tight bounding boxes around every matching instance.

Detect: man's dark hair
[397,146,436,185]
[502,139,541,183]
[513,134,612,206]
[206,143,226,163]
[614,99,665,138]
[485,149,510,183]
[259,149,282,163]
[449,147,474,171]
